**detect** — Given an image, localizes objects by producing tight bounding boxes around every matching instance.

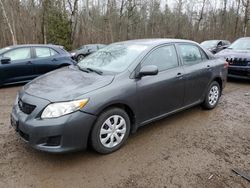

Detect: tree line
[0,0,249,50]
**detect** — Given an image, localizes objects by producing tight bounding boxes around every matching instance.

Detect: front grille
[226,58,248,66]
[228,69,249,77]
[18,99,36,115]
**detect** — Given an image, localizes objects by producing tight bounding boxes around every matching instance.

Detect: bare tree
[242,0,250,36]
[67,0,79,45]
[196,0,206,33]
[234,0,241,37]
[0,0,17,45]
[175,0,185,38]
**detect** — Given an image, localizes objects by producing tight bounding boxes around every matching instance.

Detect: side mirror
[217,43,223,48]
[1,57,11,64]
[137,65,158,78]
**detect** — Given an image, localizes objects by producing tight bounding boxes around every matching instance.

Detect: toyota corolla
[11,39,228,154]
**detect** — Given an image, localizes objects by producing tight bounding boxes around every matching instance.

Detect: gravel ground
[0,79,249,188]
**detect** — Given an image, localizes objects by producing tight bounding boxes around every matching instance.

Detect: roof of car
[82,44,106,46]
[6,44,62,48]
[0,44,66,55]
[114,38,198,46]
[202,40,224,42]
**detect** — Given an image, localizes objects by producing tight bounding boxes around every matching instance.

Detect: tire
[91,108,131,154]
[202,81,221,110]
[77,54,85,62]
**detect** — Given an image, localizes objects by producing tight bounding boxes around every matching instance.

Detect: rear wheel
[91,108,130,154]
[202,81,221,109]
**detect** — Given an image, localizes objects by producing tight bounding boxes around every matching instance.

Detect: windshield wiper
[76,64,90,73]
[76,64,103,75]
[86,68,103,75]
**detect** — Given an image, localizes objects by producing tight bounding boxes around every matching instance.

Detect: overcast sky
[160,0,173,9]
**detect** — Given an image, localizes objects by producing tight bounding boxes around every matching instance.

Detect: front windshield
[201,40,218,48]
[77,46,85,50]
[77,43,148,73]
[229,38,250,50]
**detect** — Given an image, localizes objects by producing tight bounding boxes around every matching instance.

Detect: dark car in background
[11,39,227,154]
[0,44,75,86]
[215,37,250,80]
[70,44,106,61]
[201,40,230,54]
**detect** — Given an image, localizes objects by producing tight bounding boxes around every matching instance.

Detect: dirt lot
[0,80,249,188]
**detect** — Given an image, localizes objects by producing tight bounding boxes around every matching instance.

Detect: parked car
[11,39,227,154]
[215,37,250,80]
[70,44,107,61]
[0,44,75,86]
[201,40,230,54]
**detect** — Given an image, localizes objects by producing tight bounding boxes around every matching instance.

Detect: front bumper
[228,66,250,80]
[11,93,96,153]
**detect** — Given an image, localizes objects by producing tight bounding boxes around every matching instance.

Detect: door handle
[176,72,183,78]
[206,65,212,71]
[26,61,32,65]
[52,58,58,61]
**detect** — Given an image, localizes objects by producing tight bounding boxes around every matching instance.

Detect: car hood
[23,66,114,102]
[216,49,250,60]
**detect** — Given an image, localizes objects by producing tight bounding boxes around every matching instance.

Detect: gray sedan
[11,39,227,154]
[70,44,106,61]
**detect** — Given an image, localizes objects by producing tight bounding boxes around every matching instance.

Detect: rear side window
[218,41,222,46]
[178,44,203,65]
[142,45,179,71]
[35,47,58,58]
[3,48,31,61]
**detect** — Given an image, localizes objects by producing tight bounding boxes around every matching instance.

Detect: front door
[1,47,33,83]
[136,44,185,124]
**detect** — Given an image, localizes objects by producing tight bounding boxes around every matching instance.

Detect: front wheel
[202,81,221,110]
[77,54,85,62]
[90,108,130,154]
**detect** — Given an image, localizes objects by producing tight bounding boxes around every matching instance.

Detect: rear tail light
[224,61,229,68]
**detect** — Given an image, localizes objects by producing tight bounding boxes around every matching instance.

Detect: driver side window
[3,48,31,61]
[142,45,179,71]
[218,41,222,46]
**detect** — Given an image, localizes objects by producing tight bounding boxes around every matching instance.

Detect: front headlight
[71,52,76,56]
[41,99,88,119]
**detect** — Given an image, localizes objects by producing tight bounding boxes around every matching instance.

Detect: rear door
[32,47,60,76]
[1,47,33,83]
[176,43,212,106]
[136,44,185,124]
